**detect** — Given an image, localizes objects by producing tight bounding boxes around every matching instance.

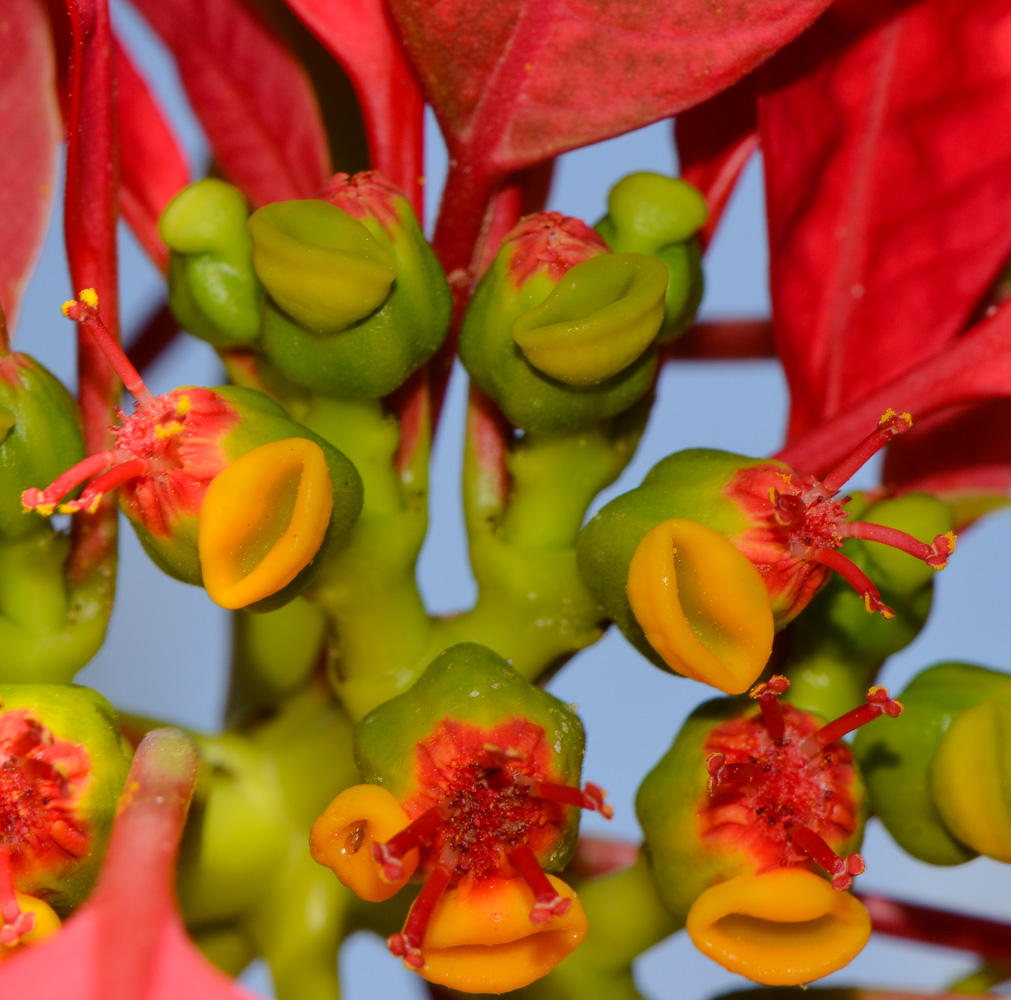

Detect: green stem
[0,529,110,682]
[442,404,646,681]
[298,395,433,720]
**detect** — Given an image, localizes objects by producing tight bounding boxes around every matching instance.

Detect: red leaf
[0,0,61,329]
[884,401,1011,510]
[388,0,833,175]
[281,0,425,212]
[116,37,190,272]
[675,76,759,249]
[0,729,257,1000]
[761,0,1011,440]
[775,301,1011,479]
[130,0,330,207]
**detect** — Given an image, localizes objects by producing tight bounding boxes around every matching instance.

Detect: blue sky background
[10,2,1011,996]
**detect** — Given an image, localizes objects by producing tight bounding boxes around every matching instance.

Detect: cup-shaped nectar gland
[410,874,587,994]
[512,253,667,386]
[310,784,417,902]
[198,438,333,609]
[686,868,871,985]
[930,699,1011,863]
[626,518,774,694]
[247,200,396,334]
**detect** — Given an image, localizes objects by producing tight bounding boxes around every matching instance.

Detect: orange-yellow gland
[687,868,871,985]
[627,518,774,694]
[199,438,333,609]
[309,785,417,902]
[409,875,587,994]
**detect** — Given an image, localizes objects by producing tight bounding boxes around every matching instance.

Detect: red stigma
[727,410,955,621]
[21,294,238,535]
[380,717,610,965]
[701,677,899,888]
[504,212,609,286]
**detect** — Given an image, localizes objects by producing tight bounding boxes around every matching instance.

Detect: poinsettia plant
[1,0,1011,997]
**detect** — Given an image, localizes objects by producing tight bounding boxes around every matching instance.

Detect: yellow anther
[86,494,103,514]
[56,504,76,514]
[61,300,76,317]
[175,395,191,417]
[154,421,184,440]
[35,504,55,517]
[79,288,99,308]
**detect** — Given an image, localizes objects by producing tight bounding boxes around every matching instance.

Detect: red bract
[675,77,759,250]
[0,729,257,1000]
[130,0,331,207]
[761,0,1011,440]
[389,0,832,178]
[281,0,424,210]
[0,0,61,330]
[115,39,190,273]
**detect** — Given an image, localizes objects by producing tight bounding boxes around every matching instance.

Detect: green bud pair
[459,212,672,431]
[162,172,452,400]
[595,172,707,342]
[855,661,1011,865]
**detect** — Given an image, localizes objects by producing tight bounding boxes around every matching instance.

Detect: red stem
[63,0,120,581]
[860,893,1011,965]
[661,320,775,361]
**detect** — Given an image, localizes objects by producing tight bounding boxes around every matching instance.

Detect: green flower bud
[595,172,707,341]
[459,212,664,431]
[855,662,1011,865]
[0,684,130,914]
[161,179,263,348]
[0,352,84,541]
[255,172,451,399]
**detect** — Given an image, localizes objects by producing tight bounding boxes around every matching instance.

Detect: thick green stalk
[299,395,433,719]
[441,404,646,681]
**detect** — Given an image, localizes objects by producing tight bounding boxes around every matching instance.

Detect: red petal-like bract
[675,77,759,250]
[0,729,257,1000]
[0,0,61,330]
[130,0,330,208]
[388,0,832,176]
[761,0,1011,440]
[116,37,190,273]
[281,0,424,212]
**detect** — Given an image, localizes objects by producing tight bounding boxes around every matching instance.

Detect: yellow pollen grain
[57,504,76,514]
[155,421,184,440]
[61,300,76,317]
[79,288,99,308]
[175,395,191,417]
[36,504,55,517]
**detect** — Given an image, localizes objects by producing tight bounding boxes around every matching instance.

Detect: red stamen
[837,521,957,570]
[387,858,454,968]
[788,824,866,890]
[372,804,447,882]
[21,450,119,512]
[0,847,34,947]
[801,686,903,756]
[510,843,571,923]
[750,676,790,742]
[803,544,895,618]
[816,409,912,497]
[528,779,614,819]
[57,457,150,514]
[64,292,151,401]
[706,752,762,795]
